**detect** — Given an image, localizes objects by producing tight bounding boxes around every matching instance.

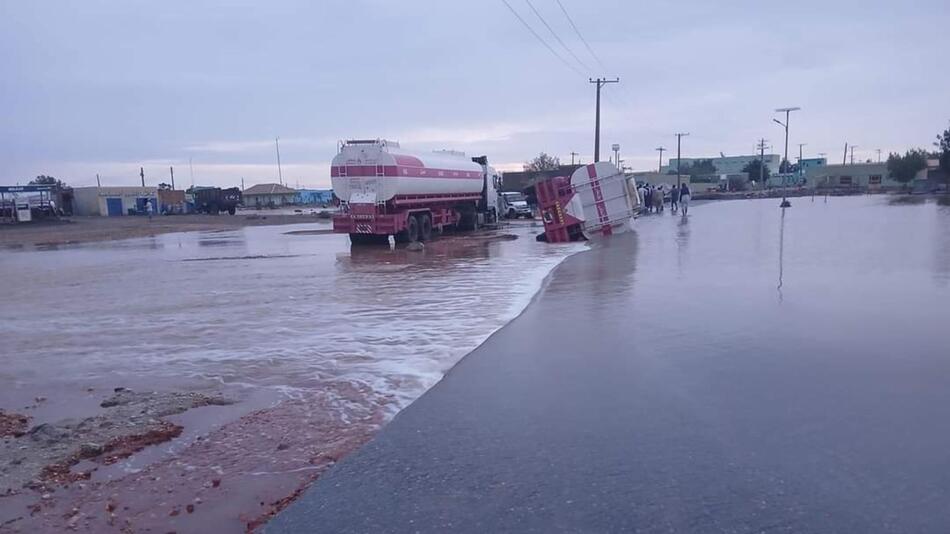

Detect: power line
[524,0,590,73]
[500,0,582,75]
[555,0,607,71]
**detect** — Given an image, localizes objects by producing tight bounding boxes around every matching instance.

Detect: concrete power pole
[675,133,689,189]
[570,151,579,166]
[756,138,769,187]
[170,166,175,190]
[656,146,666,172]
[798,143,806,182]
[773,107,801,207]
[275,137,284,186]
[589,77,619,162]
[850,145,858,165]
[140,167,145,187]
[612,144,621,169]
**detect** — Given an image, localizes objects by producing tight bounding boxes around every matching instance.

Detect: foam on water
[0,223,584,422]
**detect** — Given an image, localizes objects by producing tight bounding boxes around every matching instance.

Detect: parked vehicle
[498,191,533,219]
[331,139,500,244]
[191,187,242,215]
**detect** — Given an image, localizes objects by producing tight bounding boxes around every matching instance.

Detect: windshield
[503,193,526,202]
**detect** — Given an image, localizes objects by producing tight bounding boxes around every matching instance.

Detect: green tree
[29,175,65,188]
[935,124,950,193]
[887,149,928,191]
[524,152,561,172]
[687,159,717,177]
[779,158,797,174]
[742,159,771,184]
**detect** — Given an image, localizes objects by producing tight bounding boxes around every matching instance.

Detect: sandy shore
[0,212,333,249]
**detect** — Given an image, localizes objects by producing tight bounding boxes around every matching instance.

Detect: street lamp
[773,107,800,208]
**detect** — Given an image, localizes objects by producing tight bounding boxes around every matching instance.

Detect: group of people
[638,182,691,215]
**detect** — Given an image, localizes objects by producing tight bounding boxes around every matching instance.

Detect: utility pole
[842,143,848,165]
[140,167,145,187]
[612,144,621,169]
[189,157,195,188]
[675,133,689,189]
[850,145,858,165]
[656,146,666,172]
[876,148,882,163]
[170,166,175,190]
[570,151,579,166]
[756,138,769,186]
[589,77,619,162]
[96,173,101,188]
[275,137,284,186]
[241,177,245,191]
[773,106,801,207]
[798,143,806,182]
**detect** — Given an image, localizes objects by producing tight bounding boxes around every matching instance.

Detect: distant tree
[887,149,928,191]
[936,123,950,193]
[778,159,797,174]
[524,152,561,172]
[29,175,65,188]
[742,159,771,184]
[688,159,717,177]
[158,182,173,190]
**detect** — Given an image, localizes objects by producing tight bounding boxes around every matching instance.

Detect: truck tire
[405,215,420,243]
[419,213,432,241]
[228,206,236,215]
[456,205,477,232]
[508,208,516,219]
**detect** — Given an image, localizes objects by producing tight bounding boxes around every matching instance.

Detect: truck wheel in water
[419,213,433,241]
[406,215,420,243]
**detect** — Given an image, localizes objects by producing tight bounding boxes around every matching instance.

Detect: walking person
[679,183,691,216]
[644,186,653,213]
[670,184,680,213]
[146,199,154,221]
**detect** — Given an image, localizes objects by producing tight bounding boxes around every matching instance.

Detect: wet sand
[270,196,950,533]
[0,212,332,249]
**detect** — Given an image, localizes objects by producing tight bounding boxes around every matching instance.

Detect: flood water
[268,195,950,533]
[0,221,583,531]
[0,222,581,418]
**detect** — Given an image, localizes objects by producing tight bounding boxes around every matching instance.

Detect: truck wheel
[508,208,516,219]
[419,213,432,241]
[406,215,420,243]
[228,206,236,215]
[456,205,477,231]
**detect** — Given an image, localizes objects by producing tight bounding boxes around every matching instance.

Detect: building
[158,188,186,214]
[242,183,298,207]
[804,162,925,191]
[660,154,781,176]
[798,157,827,174]
[73,186,159,216]
[295,189,335,205]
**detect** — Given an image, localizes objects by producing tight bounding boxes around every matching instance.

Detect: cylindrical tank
[331,140,484,204]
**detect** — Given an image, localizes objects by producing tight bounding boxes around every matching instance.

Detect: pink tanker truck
[331,139,501,244]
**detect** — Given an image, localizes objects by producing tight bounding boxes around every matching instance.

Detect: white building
[660,154,781,175]
[73,186,159,216]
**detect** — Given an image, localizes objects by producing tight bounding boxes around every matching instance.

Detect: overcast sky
[2,0,948,189]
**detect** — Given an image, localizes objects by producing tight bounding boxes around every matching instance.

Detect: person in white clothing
[679,183,691,215]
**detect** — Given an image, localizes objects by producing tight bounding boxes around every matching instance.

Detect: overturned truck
[535,162,641,243]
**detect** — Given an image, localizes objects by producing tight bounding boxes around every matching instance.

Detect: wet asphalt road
[268,198,950,533]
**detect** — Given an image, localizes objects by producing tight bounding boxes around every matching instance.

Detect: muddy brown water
[0,221,583,531]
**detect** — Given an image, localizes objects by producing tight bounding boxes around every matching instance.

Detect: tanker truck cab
[331,139,500,245]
